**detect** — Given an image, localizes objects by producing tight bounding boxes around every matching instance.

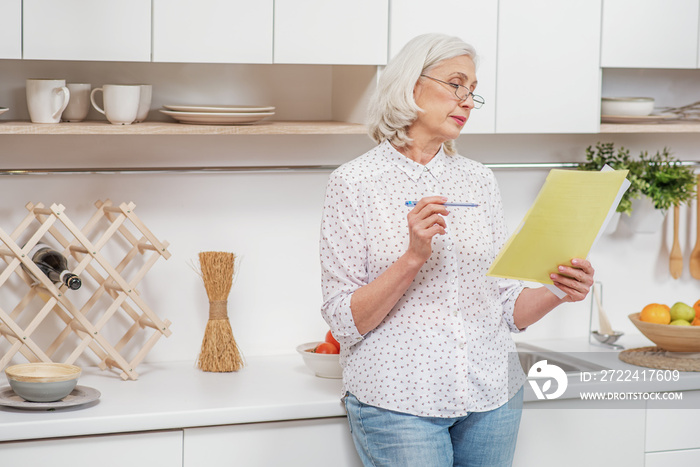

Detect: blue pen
[405,201,479,207]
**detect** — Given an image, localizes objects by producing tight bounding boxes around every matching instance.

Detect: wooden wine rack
[0,200,171,380]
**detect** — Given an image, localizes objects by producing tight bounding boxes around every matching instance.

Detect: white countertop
[0,354,345,443]
[2,335,700,443]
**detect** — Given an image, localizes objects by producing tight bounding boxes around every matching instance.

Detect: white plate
[0,385,101,410]
[163,104,275,113]
[601,114,678,124]
[0,107,8,116]
[160,109,274,125]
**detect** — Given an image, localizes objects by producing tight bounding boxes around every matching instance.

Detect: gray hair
[367,33,477,156]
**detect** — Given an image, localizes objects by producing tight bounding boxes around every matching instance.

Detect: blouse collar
[383,140,447,182]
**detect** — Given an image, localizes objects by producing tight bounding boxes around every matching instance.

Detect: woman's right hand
[406,196,449,264]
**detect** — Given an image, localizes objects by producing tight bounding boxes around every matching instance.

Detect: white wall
[1,60,699,371]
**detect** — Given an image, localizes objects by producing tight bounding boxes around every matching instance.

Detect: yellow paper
[487,169,628,284]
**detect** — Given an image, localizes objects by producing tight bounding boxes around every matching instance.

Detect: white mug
[90,84,141,125]
[134,84,152,123]
[62,83,91,122]
[26,79,70,123]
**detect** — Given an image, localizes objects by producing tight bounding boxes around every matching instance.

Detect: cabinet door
[184,418,362,467]
[390,0,497,134]
[0,430,183,467]
[646,449,700,467]
[0,0,21,59]
[274,0,388,65]
[23,0,151,62]
[601,0,699,69]
[496,0,602,133]
[646,391,700,451]
[514,403,645,467]
[152,0,273,64]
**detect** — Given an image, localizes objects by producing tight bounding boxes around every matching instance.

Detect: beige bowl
[628,313,700,352]
[5,363,81,402]
[601,97,655,116]
[296,342,342,379]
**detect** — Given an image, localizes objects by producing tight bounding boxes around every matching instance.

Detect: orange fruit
[694,299,700,319]
[640,303,671,325]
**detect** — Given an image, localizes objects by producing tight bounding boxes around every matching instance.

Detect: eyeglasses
[420,75,485,109]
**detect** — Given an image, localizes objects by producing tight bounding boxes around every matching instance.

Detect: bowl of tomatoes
[296,331,342,379]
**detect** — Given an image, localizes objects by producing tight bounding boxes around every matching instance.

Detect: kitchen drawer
[184,417,362,467]
[0,430,183,467]
[646,390,700,452]
[646,448,700,467]
[23,0,151,61]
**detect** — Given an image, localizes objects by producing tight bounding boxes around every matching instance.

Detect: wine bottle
[24,243,81,290]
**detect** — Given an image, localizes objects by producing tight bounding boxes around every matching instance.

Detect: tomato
[314,342,339,354]
[325,330,340,351]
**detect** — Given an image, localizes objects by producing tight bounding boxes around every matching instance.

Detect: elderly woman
[319,33,594,466]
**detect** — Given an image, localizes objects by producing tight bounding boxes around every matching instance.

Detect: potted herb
[578,142,644,216]
[638,148,696,211]
[579,143,696,233]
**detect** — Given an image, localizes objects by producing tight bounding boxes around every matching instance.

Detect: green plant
[579,143,696,214]
[639,148,696,210]
[578,142,644,215]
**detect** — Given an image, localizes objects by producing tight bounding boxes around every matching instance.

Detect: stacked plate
[160,104,275,125]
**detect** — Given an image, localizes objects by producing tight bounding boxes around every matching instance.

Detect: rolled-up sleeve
[489,173,526,333]
[319,172,367,345]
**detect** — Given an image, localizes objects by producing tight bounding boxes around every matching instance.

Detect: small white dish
[296,342,342,379]
[163,104,275,113]
[160,109,274,125]
[0,107,9,116]
[601,97,655,116]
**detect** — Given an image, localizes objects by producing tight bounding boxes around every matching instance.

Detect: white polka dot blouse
[320,140,526,416]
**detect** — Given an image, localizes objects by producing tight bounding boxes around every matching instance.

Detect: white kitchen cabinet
[0,430,183,467]
[601,0,699,69]
[183,417,362,467]
[23,0,151,62]
[389,0,498,134]
[274,0,388,65]
[513,402,645,467]
[496,0,602,133]
[152,0,273,64]
[645,391,700,452]
[0,0,21,59]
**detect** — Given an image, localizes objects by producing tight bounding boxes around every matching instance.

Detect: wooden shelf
[0,120,367,135]
[600,121,700,133]
[4,119,700,136]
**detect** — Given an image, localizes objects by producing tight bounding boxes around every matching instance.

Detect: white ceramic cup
[134,84,152,123]
[26,79,70,123]
[62,83,92,122]
[90,84,141,125]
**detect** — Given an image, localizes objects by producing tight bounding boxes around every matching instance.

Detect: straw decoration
[197,251,244,372]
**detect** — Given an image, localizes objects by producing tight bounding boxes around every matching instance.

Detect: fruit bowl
[628,313,700,352]
[296,342,342,379]
[5,363,81,402]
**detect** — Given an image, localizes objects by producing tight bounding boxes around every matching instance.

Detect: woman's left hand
[550,258,594,303]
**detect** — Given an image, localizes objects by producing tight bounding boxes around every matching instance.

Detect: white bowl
[296,342,342,379]
[601,97,655,116]
[5,363,81,402]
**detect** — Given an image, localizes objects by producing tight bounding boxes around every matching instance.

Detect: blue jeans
[344,387,523,467]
